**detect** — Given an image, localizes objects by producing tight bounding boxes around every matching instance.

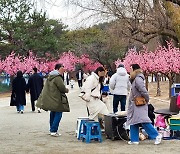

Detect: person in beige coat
[81,67,109,121]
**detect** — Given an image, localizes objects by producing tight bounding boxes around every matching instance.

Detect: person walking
[69,77,75,89]
[109,64,131,113]
[63,70,70,86]
[26,67,43,112]
[81,67,109,122]
[76,69,84,88]
[127,64,162,145]
[36,64,70,137]
[10,71,26,114]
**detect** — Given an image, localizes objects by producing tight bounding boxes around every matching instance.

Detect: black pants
[31,100,35,111]
[113,95,126,113]
[77,80,83,88]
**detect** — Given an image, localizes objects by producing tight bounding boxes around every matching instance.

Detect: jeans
[130,123,158,142]
[113,95,126,113]
[50,111,63,133]
[16,104,24,111]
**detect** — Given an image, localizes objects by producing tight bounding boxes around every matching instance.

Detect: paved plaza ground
[0,82,179,154]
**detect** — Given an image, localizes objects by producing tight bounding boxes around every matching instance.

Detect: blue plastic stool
[78,119,94,140]
[76,117,89,138]
[82,121,102,143]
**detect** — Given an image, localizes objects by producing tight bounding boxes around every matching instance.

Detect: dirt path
[0,81,179,154]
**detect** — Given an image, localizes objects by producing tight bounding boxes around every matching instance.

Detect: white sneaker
[50,132,61,137]
[128,141,139,145]
[154,134,162,145]
[37,109,41,113]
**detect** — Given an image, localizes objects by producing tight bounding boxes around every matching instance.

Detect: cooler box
[168,117,180,131]
[104,114,129,140]
[171,83,180,96]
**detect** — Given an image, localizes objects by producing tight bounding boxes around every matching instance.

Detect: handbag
[132,78,146,106]
[134,96,146,106]
[10,92,16,106]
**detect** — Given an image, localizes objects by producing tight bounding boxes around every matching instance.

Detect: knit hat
[118,64,124,68]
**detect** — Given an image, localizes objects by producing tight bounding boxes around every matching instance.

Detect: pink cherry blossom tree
[152,42,180,97]
[115,42,180,98]
[78,54,102,72]
[57,52,79,71]
[2,52,22,76]
[0,56,3,73]
[23,51,39,74]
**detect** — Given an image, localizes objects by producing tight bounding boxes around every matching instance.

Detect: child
[69,77,75,89]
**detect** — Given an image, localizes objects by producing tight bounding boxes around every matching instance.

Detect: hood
[48,70,60,81]
[117,67,127,76]
[130,69,144,81]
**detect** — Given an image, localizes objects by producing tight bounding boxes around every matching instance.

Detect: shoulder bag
[131,76,146,106]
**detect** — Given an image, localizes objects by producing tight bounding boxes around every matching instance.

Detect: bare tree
[165,0,180,6]
[66,0,178,44]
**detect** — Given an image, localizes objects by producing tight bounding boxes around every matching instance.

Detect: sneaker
[50,132,61,137]
[128,141,139,145]
[38,109,41,113]
[154,134,162,145]
[101,129,105,133]
[20,110,23,114]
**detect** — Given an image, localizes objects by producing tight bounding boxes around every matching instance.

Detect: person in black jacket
[26,67,43,112]
[11,70,26,114]
[76,69,84,88]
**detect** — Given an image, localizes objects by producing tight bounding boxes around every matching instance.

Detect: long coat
[11,76,26,106]
[82,72,109,120]
[26,73,43,101]
[36,70,70,112]
[127,69,151,126]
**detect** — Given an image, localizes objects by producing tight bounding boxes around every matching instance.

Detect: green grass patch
[0,83,10,93]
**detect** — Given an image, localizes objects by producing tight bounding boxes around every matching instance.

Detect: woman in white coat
[81,67,109,121]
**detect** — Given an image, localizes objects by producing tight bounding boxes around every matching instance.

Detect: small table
[154,108,179,116]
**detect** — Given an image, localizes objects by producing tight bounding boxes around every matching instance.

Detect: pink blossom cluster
[0,51,101,75]
[115,42,180,75]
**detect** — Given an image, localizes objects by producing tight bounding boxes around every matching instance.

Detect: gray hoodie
[109,67,131,95]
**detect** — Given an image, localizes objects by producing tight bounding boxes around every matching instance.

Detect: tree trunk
[168,78,173,99]
[166,72,176,98]
[156,73,161,96]
[151,74,154,82]
[175,74,180,83]
[145,75,149,91]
